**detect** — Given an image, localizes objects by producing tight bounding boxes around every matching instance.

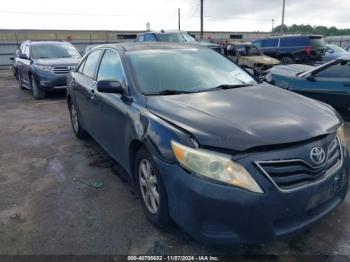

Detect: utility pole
[200,0,204,39]
[178,8,181,31]
[281,0,286,34]
[272,19,275,33]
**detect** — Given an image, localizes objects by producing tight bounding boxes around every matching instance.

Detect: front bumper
[34,71,69,89]
[155,147,349,245]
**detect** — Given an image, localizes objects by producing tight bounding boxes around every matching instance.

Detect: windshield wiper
[203,84,254,92]
[145,90,195,96]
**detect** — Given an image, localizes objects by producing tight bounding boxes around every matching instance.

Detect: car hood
[241,55,280,65]
[270,64,315,77]
[34,57,81,66]
[196,41,220,48]
[146,83,340,151]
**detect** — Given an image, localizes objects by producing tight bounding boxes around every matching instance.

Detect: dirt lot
[0,69,350,256]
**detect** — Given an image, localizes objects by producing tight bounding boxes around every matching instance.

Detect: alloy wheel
[138,159,160,214]
[70,103,79,133]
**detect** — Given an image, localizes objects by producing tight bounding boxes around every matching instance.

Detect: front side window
[82,49,103,79]
[127,49,257,94]
[315,61,350,78]
[97,50,125,82]
[253,40,262,48]
[31,42,81,59]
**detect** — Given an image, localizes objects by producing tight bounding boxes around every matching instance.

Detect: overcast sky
[0,0,348,32]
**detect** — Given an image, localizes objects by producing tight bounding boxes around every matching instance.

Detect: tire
[18,74,26,90]
[31,76,45,100]
[135,147,169,228]
[280,56,294,65]
[68,99,87,139]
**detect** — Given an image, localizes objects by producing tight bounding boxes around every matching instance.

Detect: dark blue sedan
[266,58,350,117]
[67,42,349,245]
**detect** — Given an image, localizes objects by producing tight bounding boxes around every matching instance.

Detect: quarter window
[82,49,102,79]
[97,49,125,82]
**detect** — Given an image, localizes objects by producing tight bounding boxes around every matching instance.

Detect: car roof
[23,40,70,45]
[96,42,204,52]
[261,34,323,40]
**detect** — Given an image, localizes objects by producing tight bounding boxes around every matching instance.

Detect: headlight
[35,65,53,71]
[265,73,273,83]
[171,141,263,193]
[337,125,347,148]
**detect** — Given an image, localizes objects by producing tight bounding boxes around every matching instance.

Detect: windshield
[31,43,81,59]
[328,44,346,53]
[127,49,257,94]
[181,32,196,42]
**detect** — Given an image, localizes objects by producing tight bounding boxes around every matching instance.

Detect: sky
[0,0,349,32]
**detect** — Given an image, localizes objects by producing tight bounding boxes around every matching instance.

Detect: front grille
[255,137,342,191]
[52,66,70,74]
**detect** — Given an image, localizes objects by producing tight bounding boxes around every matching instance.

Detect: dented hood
[146,83,340,151]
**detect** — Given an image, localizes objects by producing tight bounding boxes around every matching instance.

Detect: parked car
[16,41,81,99]
[67,42,348,245]
[223,41,280,76]
[266,57,350,117]
[253,35,325,65]
[136,30,221,52]
[323,44,350,63]
[83,44,99,55]
[10,49,20,79]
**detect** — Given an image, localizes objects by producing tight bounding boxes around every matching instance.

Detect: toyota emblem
[310,147,326,165]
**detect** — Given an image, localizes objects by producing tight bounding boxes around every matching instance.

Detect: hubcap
[71,103,79,132]
[139,159,160,214]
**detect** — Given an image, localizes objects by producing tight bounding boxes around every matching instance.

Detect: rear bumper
[34,71,68,89]
[155,150,349,245]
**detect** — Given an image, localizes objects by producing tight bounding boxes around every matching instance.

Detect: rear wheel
[31,76,45,99]
[135,148,169,228]
[280,56,294,65]
[18,74,26,90]
[68,99,87,139]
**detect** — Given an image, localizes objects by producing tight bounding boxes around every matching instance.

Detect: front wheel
[280,56,294,65]
[31,76,45,99]
[135,148,169,228]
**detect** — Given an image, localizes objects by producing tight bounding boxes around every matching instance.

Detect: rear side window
[262,39,279,48]
[309,36,325,48]
[97,49,125,82]
[280,37,308,47]
[82,49,102,79]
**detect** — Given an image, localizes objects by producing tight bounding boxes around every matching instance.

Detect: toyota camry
[66,42,349,245]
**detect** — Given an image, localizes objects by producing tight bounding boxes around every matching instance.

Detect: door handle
[89,89,95,99]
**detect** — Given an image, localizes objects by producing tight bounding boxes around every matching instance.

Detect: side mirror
[9,57,14,61]
[19,53,29,59]
[97,80,125,94]
[305,74,316,81]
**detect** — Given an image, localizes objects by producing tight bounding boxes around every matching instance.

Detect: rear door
[72,49,103,133]
[89,48,129,163]
[260,38,279,58]
[18,44,32,86]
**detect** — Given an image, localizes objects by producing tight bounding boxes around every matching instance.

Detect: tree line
[272,24,350,36]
